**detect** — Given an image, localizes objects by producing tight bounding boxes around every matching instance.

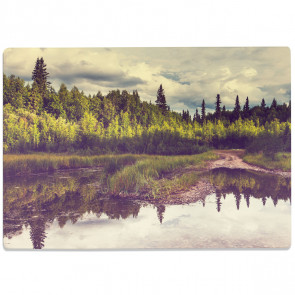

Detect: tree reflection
[211,168,291,212]
[234,193,241,210]
[216,192,222,212]
[28,217,47,249]
[244,193,250,208]
[156,204,166,223]
[3,170,141,248]
[3,167,291,248]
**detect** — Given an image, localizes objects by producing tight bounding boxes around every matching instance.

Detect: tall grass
[3,153,146,177]
[152,172,204,198]
[4,151,219,199]
[108,151,218,195]
[243,152,291,171]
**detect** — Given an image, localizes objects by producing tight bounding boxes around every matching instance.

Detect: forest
[3,57,291,156]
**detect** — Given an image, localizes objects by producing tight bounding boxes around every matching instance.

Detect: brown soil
[210,150,291,178]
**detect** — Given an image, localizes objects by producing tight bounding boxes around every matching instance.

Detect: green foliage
[3,67,291,155]
[245,120,291,156]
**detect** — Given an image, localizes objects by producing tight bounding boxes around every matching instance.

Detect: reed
[3,153,145,177]
[108,151,218,195]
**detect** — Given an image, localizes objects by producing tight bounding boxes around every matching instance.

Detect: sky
[3,47,291,115]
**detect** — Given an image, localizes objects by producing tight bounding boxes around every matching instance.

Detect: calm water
[3,168,291,249]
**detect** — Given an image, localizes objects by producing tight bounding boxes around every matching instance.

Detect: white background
[0,0,294,294]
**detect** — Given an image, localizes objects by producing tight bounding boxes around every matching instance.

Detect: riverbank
[243,152,291,172]
[3,150,291,205]
[210,150,290,177]
[120,149,291,204]
[3,153,145,177]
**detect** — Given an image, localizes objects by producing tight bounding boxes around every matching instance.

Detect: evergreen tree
[233,95,241,120]
[271,98,277,110]
[155,84,168,113]
[201,99,206,123]
[193,108,201,123]
[32,57,51,97]
[215,94,221,120]
[287,100,291,121]
[261,98,266,109]
[182,109,190,123]
[243,96,250,118]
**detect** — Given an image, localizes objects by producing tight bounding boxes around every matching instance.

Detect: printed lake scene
[3,48,291,250]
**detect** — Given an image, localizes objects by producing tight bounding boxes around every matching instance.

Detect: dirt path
[209,150,291,178]
[159,149,290,205]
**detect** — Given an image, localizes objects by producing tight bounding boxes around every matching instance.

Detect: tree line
[3,57,291,155]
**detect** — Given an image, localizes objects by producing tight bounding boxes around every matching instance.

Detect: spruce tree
[271,98,277,110]
[243,96,250,118]
[193,108,200,123]
[32,57,51,97]
[233,95,241,120]
[215,94,221,120]
[155,84,168,113]
[261,98,266,109]
[201,99,206,123]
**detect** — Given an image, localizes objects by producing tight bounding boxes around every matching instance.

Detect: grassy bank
[108,151,218,197]
[3,153,146,177]
[4,151,219,199]
[243,152,291,172]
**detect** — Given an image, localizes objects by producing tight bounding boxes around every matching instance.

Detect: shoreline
[3,150,290,206]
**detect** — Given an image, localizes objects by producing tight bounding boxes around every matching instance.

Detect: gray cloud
[258,83,291,100]
[3,47,291,115]
[55,71,145,88]
[160,71,191,86]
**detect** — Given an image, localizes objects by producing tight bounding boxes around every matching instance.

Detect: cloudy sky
[3,47,291,114]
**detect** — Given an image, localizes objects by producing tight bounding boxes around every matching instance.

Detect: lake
[3,167,291,249]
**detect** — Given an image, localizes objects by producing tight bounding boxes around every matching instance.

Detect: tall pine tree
[193,108,201,123]
[215,94,221,120]
[201,99,206,123]
[233,95,241,121]
[32,57,51,97]
[155,84,168,113]
[271,98,277,110]
[243,96,250,118]
[261,98,266,109]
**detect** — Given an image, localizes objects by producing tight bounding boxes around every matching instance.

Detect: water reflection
[209,168,291,212]
[3,168,291,249]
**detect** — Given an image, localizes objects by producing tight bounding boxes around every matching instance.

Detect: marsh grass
[243,152,291,171]
[4,151,218,199]
[153,172,203,198]
[3,153,145,177]
[108,151,218,195]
